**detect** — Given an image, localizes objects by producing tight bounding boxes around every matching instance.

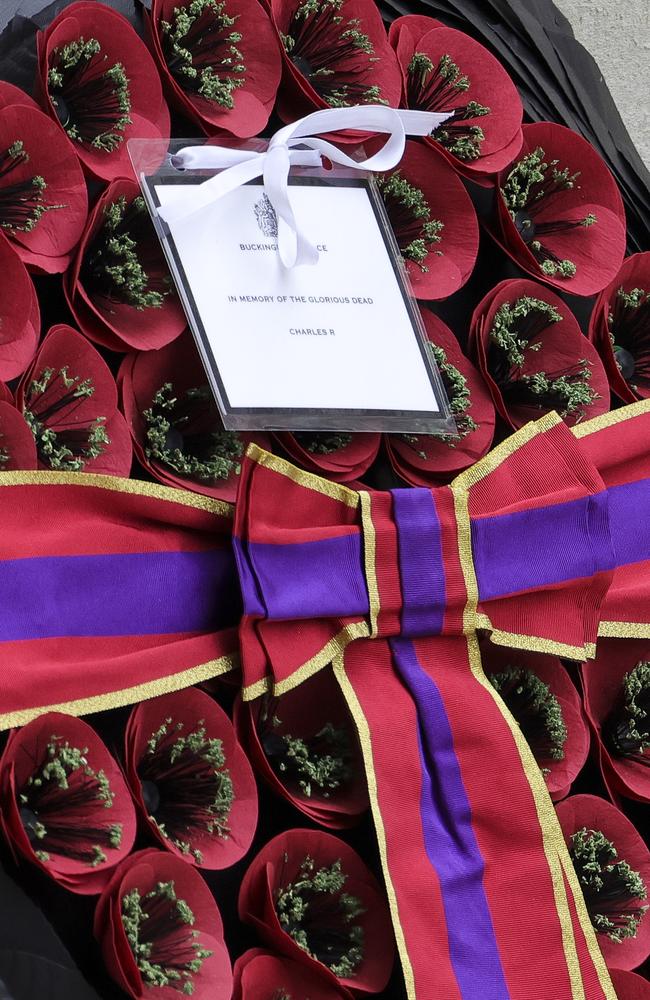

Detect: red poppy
[610,969,650,999]
[588,253,650,403]
[124,687,258,870]
[0,402,37,471]
[16,324,132,476]
[386,310,495,484]
[556,795,650,971]
[272,0,402,125]
[234,668,368,829]
[468,278,610,429]
[0,234,39,381]
[233,948,348,1000]
[36,1,170,183]
[389,14,523,180]
[488,122,627,296]
[64,177,186,352]
[376,139,478,299]
[94,848,232,999]
[581,639,650,805]
[0,83,87,274]
[238,828,395,993]
[0,712,137,895]
[146,0,282,137]
[118,331,270,501]
[481,644,589,801]
[273,431,380,483]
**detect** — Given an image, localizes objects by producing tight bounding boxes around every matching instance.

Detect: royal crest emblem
[253,193,278,238]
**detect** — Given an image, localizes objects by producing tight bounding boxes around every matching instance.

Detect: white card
[146,172,451,432]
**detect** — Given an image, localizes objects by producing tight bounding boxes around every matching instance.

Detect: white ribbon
[156,105,452,268]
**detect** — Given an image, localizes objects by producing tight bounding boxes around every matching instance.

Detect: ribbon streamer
[156,105,452,268]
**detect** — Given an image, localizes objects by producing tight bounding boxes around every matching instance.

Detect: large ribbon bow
[233,405,650,1000]
[2,404,650,998]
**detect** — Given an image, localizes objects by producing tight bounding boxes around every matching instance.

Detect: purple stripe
[607,479,650,566]
[390,638,509,999]
[0,550,238,641]
[472,490,615,601]
[392,488,446,637]
[232,534,369,620]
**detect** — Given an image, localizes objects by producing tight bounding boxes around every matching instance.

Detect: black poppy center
[20,806,41,844]
[141,779,161,814]
[292,54,314,77]
[163,426,185,454]
[615,347,636,381]
[514,210,536,244]
[52,95,71,128]
[609,289,650,390]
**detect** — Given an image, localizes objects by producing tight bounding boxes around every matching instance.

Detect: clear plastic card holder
[129,137,456,436]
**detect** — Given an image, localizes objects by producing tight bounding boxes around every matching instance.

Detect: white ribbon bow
[156,104,452,268]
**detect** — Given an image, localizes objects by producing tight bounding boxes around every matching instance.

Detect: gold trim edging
[453,411,562,492]
[333,656,416,1000]
[0,470,233,517]
[476,614,597,661]
[599,620,650,638]
[572,399,650,438]
[241,622,370,701]
[359,491,380,637]
[0,655,237,731]
[245,443,359,508]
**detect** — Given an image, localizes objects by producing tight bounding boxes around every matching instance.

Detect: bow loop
[233,414,621,698]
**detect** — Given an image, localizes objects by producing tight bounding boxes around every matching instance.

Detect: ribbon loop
[156,104,452,268]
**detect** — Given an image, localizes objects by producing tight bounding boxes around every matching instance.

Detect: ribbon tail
[335,634,616,1000]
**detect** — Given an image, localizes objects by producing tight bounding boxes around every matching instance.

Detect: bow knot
[156,104,451,267]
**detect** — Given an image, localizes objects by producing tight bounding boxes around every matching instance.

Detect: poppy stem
[569,828,648,943]
[400,342,477,453]
[488,667,567,773]
[0,141,54,233]
[293,432,352,455]
[603,661,650,765]
[122,881,212,993]
[48,38,132,152]
[24,367,109,471]
[161,0,246,108]
[84,195,168,310]
[282,0,386,108]
[275,855,364,978]
[143,382,244,483]
[406,52,490,160]
[18,737,122,867]
[377,170,444,271]
[138,716,234,864]
[259,697,351,798]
